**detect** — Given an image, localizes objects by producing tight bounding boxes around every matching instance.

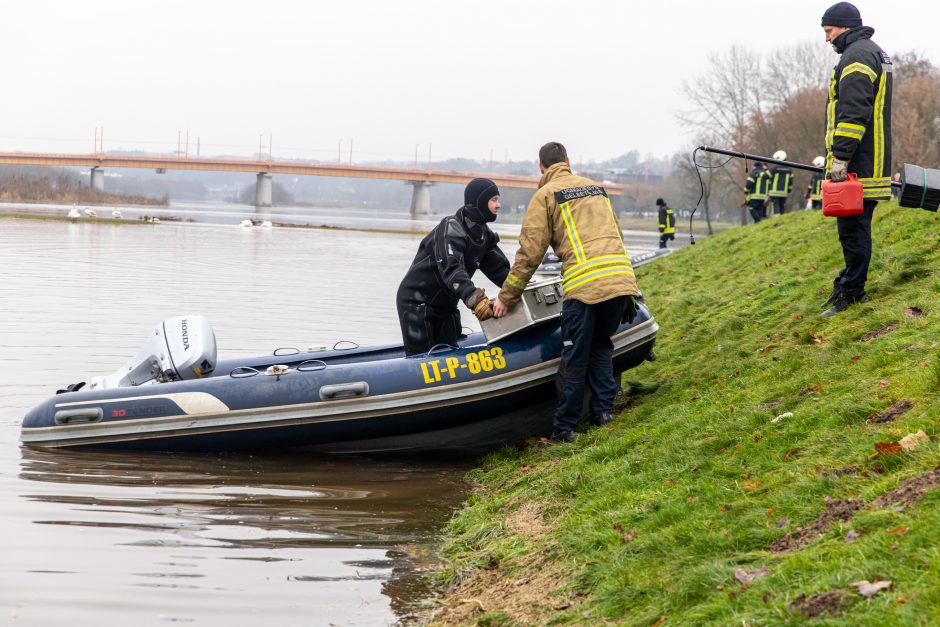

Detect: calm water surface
[0,216,499,626]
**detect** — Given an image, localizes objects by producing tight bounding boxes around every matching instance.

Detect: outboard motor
[84,315,217,391]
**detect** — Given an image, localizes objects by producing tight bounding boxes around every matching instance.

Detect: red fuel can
[822,174,864,217]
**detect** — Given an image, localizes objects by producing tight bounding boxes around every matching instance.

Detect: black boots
[821,290,870,318]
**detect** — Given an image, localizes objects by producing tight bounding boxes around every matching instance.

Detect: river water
[0,205,660,625]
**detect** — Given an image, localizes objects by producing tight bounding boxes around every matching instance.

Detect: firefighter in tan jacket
[493,142,639,442]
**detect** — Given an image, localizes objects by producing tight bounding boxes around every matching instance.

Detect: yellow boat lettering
[420,347,506,384]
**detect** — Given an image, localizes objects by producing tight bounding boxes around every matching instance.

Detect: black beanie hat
[655,198,665,207]
[821,2,862,27]
[463,178,500,223]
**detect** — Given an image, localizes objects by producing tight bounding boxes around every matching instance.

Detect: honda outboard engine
[84,315,217,391]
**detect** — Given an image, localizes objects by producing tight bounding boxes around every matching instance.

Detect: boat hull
[21,308,658,454]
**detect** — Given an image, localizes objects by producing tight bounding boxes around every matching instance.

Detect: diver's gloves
[465,288,494,321]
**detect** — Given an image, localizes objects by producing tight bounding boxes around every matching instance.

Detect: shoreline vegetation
[423,202,940,625]
[0,175,168,206]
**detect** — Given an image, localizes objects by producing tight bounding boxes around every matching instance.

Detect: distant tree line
[0,167,167,206]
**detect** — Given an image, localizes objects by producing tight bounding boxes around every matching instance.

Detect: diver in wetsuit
[396,178,510,356]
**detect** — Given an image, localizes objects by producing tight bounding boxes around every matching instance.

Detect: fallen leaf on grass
[851,355,861,361]
[742,479,762,490]
[793,313,804,320]
[651,615,666,627]
[784,449,798,461]
[849,580,892,597]
[896,594,917,604]
[845,530,860,543]
[734,567,770,584]
[875,441,904,456]
[620,530,638,542]
[687,496,700,503]
[886,526,909,536]
[899,430,929,451]
[771,411,793,424]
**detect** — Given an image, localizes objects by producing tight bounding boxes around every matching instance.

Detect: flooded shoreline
[0,207,659,624]
[0,215,484,625]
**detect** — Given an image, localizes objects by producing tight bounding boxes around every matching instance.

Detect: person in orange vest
[656,198,676,248]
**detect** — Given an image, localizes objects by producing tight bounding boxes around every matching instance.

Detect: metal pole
[269,134,273,161]
[698,145,902,188]
[348,138,353,165]
[698,145,822,173]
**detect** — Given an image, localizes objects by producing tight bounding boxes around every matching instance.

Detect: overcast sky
[2,1,936,164]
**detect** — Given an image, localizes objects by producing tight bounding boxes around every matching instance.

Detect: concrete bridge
[0,151,629,214]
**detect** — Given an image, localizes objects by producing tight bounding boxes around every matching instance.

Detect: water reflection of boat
[21,280,658,454]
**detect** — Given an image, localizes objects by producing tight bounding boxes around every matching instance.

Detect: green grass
[431,203,940,625]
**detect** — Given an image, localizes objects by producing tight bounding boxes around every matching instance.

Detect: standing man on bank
[744,161,770,223]
[492,142,639,443]
[820,1,892,318]
[768,150,794,215]
[807,156,826,209]
[656,198,676,249]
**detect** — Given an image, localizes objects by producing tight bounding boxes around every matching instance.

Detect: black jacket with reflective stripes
[825,26,892,201]
[658,205,676,234]
[768,166,793,198]
[396,207,509,314]
[745,166,770,201]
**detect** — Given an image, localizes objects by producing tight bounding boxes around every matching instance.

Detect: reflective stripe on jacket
[825,26,893,201]
[768,167,793,198]
[498,163,638,306]
[745,167,770,202]
[658,206,676,234]
[809,172,824,201]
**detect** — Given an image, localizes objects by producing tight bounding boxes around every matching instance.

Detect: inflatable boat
[20,284,658,454]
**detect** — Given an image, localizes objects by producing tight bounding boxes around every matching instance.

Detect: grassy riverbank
[428,202,940,625]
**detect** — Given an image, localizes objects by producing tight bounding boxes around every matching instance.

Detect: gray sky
[2,0,935,164]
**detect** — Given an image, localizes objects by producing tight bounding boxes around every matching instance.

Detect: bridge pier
[255,172,273,207]
[90,167,105,191]
[407,180,432,217]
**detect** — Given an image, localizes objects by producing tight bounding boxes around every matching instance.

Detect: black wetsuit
[396,207,509,356]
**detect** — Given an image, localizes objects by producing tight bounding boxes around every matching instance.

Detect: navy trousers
[835,200,876,293]
[554,296,627,432]
[747,199,765,223]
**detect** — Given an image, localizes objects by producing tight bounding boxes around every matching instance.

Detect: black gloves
[620,295,637,324]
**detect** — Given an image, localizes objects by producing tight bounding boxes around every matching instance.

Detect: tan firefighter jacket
[498,163,638,307]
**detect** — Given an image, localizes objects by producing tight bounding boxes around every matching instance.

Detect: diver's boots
[589,412,614,426]
[821,290,870,318]
[550,428,574,443]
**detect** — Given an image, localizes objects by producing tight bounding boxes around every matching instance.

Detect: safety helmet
[812,156,825,168]
[773,150,787,161]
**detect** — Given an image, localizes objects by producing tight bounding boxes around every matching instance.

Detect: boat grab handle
[230,366,260,379]
[54,407,103,425]
[332,340,359,350]
[298,360,327,372]
[274,347,300,356]
[319,381,369,400]
[427,343,456,355]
